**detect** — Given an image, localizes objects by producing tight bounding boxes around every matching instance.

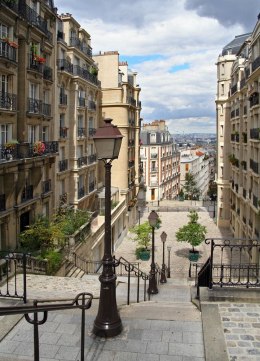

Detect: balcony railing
[69,37,92,57]
[0,91,17,111]
[0,194,6,212]
[77,156,88,167]
[78,187,85,199]
[253,194,258,209]
[127,96,136,106]
[57,59,73,74]
[240,78,246,89]
[42,103,51,117]
[0,39,17,62]
[78,97,85,107]
[252,56,260,72]
[42,179,51,193]
[231,83,237,95]
[250,128,259,140]
[245,67,250,79]
[78,127,86,137]
[27,97,42,114]
[89,181,95,193]
[73,65,100,86]
[59,94,67,105]
[59,159,68,172]
[43,66,53,81]
[230,110,235,118]
[59,127,68,138]
[249,92,259,108]
[88,128,96,137]
[21,185,33,203]
[28,53,44,73]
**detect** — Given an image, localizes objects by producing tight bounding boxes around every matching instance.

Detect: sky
[55,0,259,134]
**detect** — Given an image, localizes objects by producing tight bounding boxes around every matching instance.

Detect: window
[1,75,8,94]
[42,126,49,141]
[0,124,12,144]
[29,82,38,99]
[60,113,65,128]
[28,125,39,143]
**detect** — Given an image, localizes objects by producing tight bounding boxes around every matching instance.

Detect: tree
[130,221,152,258]
[183,172,200,200]
[175,211,207,252]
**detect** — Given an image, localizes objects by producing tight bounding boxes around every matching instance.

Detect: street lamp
[167,246,172,278]
[160,231,167,283]
[137,206,141,225]
[148,210,159,294]
[92,118,123,337]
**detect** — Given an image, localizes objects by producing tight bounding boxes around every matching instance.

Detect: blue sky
[55,0,258,134]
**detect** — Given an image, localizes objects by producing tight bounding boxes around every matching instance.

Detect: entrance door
[151,189,155,201]
[20,211,30,233]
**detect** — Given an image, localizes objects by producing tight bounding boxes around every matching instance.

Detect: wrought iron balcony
[250,128,260,140]
[78,97,85,107]
[230,110,235,118]
[78,187,85,199]
[59,127,68,138]
[78,127,86,137]
[0,91,17,111]
[59,94,67,105]
[59,159,68,172]
[250,159,259,174]
[89,181,95,193]
[72,65,100,86]
[57,59,73,74]
[43,66,53,81]
[27,97,42,114]
[57,31,66,44]
[127,96,137,106]
[249,92,259,108]
[77,156,88,167]
[42,103,51,117]
[69,37,92,57]
[21,185,33,203]
[231,83,237,95]
[28,53,44,73]
[0,39,17,62]
[42,179,51,193]
[0,194,6,212]
[88,154,96,164]
[88,128,96,137]
[252,56,260,72]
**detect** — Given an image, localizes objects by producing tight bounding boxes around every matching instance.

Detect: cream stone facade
[0,0,58,250]
[140,120,180,202]
[216,14,260,259]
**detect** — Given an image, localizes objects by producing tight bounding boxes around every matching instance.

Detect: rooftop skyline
[55,0,258,134]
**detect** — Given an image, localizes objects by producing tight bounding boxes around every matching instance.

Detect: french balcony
[28,54,44,74]
[88,100,96,110]
[0,91,17,111]
[250,128,259,140]
[78,187,85,199]
[42,179,51,194]
[69,37,92,57]
[43,66,53,81]
[27,98,42,115]
[72,65,100,86]
[249,92,259,108]
[21,185,33,203]
[0,194,6,212]
[127,96,136,107]
[59,94,67,106]
[89,181,95,193]
[59,127,68,138]
[88,128,96,137]
[231,83,237,95]
[88,154,96,164]
[0,40,17,62]
[78,127,86,137]
[57,59,73,74]
[77,156,88,167]
[78,97,85,107]
[59,159,68,172]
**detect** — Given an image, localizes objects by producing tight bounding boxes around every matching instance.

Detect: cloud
[54,0,257,133]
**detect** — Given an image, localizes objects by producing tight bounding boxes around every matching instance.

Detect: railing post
[23,253,27,303]
[80,294,85,361]
[137,263,140,303]
[127,266,131,305]
[209,239,214,289]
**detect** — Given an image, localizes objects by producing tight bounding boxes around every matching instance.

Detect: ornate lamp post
[148,210,159,294]
[167,246,172,278]
[160,231,167,283]
[92,118,123,337]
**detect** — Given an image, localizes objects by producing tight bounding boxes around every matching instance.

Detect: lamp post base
[93,273,122,337]
[148,275,158,294]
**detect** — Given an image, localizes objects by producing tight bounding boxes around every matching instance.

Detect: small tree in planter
[130,221,152,260]
[175,210,207,261]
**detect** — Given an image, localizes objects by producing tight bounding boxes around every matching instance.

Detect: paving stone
[146,341,168,355]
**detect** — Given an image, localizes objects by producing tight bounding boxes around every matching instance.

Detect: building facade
[0,0,58,250]
[216,13,260,254]
[140,120,180,203]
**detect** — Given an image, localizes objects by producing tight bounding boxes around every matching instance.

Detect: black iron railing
[0,193,6,211]
[78,127,85,137]
[57,59,73,74]
[43,66,53,81]
[59,93,67,105]
[89,181,95,193]
[59,159,68,172]
[88,154,96,164]
[0,90,17,110]
[21,185,33,202]
[42,179,51,193]
[194,238,260,297]
[72,64,100,86]
[88,100,96,110]
[0,293,93,361]
[0,39,17,62]
[77,156,88,167]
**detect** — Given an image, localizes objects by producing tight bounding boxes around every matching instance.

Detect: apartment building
[0,0,58,250]
[216,14,260,248]
[93,52,142,228]
[140,120,180,202]
[55,14,100,211]
[180,148,210,198]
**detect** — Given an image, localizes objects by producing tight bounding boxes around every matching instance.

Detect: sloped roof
[222,33,251,56]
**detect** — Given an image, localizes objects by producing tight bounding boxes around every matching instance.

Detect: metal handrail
[0,292,93,361]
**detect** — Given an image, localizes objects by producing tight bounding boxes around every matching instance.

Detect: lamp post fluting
[160,231,167,283]
[167,246,172,278]
[148,210,159,294]
[92,118,123,337]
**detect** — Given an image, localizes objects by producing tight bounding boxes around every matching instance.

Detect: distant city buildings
[216,13,260,250]
[140,120,180,202]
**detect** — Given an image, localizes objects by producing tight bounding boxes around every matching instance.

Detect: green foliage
[175,211,207,252]
[43,250,62,275]
[183,172,200,200]
[130,221,152,251]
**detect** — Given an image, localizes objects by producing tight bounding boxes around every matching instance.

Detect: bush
[43,250,62,275]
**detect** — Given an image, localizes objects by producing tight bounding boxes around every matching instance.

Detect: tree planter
[189,250,199,262]
[139,250,150,261]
